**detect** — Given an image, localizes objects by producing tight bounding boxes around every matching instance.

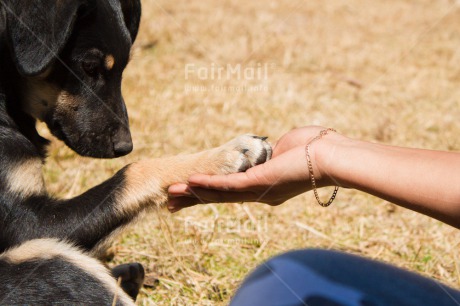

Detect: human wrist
[311,132,356,188]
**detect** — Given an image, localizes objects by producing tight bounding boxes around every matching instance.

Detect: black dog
[0,0,271,304]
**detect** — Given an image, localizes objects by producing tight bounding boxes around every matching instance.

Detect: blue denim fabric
[230,249,460,306]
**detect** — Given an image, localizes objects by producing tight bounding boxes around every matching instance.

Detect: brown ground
[40,0,460,304]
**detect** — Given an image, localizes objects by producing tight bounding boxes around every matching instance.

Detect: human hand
[168,126,338,212]
[270,126,327,156]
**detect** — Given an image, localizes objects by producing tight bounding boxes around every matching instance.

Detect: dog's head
[2,0,141,158]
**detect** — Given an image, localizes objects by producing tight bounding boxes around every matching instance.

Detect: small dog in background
[0,0,271,304]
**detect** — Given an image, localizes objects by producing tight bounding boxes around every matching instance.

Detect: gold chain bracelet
[305,128,339,207]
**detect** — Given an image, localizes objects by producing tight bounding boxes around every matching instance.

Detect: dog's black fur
[1,0,140,159]
[0,1,272,303]
[0,0,144,304]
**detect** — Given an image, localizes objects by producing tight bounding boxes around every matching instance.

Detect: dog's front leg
[88,135,272,255]
[121,135,272,213]
[6,135,271,255]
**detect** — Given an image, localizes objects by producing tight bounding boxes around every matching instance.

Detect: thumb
[168,183,191,196]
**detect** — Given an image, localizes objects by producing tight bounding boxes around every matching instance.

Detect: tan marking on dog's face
[56,90,80,113]
[7,159,45,196]
[105,55,115,70]
[0,239,135,306]
[21,78,60,121]
[36,67,52,79]
[21,78,80,122]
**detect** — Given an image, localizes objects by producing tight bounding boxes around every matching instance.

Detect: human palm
[167,126,336,211]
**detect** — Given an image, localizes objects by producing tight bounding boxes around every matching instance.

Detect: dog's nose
[113,128,133,157]
[114,140,133,156]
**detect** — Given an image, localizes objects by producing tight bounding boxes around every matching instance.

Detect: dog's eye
[81,61,100,77]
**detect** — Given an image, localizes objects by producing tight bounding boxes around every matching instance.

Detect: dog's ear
[2,0,87,76]
[120,0,141,43]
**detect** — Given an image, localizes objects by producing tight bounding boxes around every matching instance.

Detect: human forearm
[168,126,460,226]
[317,136,460,228]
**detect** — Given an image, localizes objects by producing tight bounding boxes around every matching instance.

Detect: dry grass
[40,0,460,304]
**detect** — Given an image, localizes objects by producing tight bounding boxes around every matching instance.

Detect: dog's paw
[215,134,272,174]
[111,263,145,301]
